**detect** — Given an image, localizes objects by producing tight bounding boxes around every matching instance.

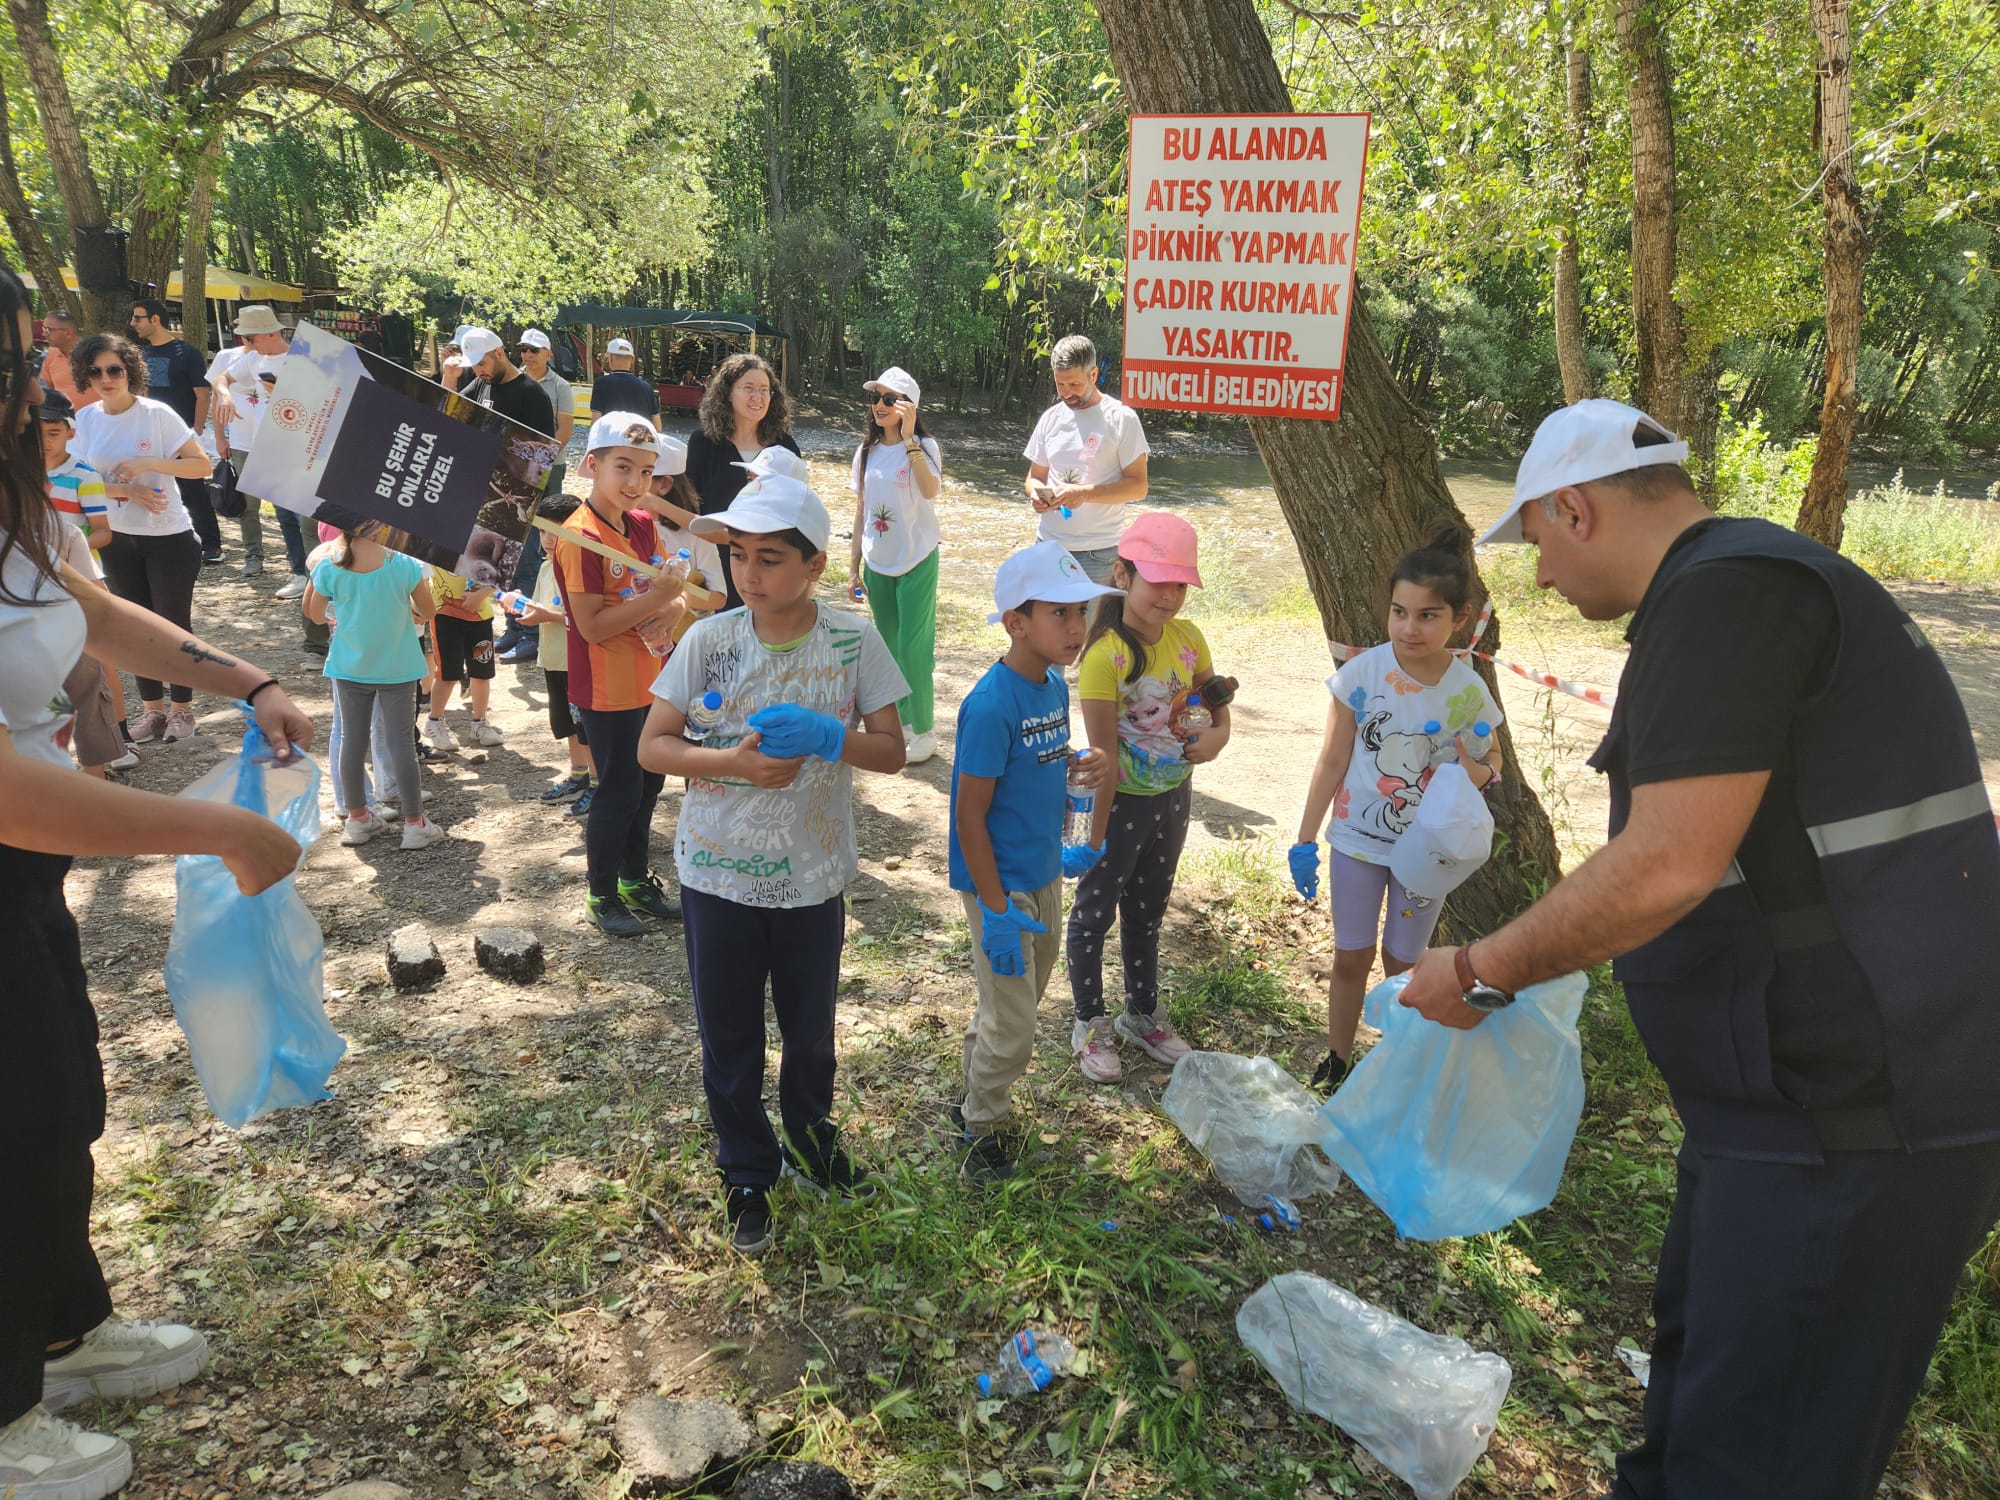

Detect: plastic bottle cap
[676,548,691,560]
[700,690,722,710]
[1423,720,1442,735]
[1473,720,1492,735]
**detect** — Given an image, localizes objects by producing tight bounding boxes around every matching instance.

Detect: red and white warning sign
[1120,113,1370,422]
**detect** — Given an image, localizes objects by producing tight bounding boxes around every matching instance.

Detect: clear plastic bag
[163,716,345,1127]
[1238,1271,1510,1500]
[1317,971,1588,1240]
[1162,1052,1344,1210]
[1389,763,1494,901]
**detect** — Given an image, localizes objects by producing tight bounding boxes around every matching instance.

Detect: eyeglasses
[870,393,901,408]
[88,364,128,381]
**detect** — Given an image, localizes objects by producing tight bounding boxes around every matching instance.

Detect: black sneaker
[619,872,681,922]
[1309,1051,1348,1098]
[726,1185,773,1257]
[784,1146,877,1201]
[586,894,647,938]
[960,1132,1016,1187]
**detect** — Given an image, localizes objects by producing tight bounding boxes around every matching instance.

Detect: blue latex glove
[1288,841,1321,901]
[747,703,847,763]
[1061,841,1106,879]
[977,899,1048,978]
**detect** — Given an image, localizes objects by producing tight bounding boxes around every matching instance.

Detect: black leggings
[1065,781,1192,1021]
[574,705,666,899]
[99,529,202,703]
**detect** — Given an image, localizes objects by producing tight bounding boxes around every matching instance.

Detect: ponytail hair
[1388,522,1475,616]
[1083,556,1153,685]
[335,529,360,570]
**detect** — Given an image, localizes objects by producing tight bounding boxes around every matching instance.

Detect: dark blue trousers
[1612,1138,2000,1500]
[682,887,844,1188]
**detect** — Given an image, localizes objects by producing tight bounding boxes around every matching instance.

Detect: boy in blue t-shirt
[949,541,1119,1185]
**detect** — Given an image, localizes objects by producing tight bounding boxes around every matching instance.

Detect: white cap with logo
[987,540,1123,623]
[605,337,636,357]
[690,473,830,554]
[1481,399,1691,545]
[731,447,812,485]
[457,327,504,368]
[519,329,552,351]
[864,366,921,406]
[585,410,664,457]
[652,434,689,477]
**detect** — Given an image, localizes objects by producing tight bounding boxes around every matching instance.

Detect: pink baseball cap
[1118,512,1203,587]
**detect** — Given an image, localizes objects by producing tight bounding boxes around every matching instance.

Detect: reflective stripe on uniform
[1807,783,1994,860]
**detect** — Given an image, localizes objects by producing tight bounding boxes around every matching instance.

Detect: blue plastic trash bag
[163,715,344,1126]
[1317,971,1589,1240]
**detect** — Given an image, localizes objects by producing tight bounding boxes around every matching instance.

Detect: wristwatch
[1454,946,1515,1012]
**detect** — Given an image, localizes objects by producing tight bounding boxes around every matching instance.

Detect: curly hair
[0,263,63,604]
[698,352,790,448]
[71,332,148,396]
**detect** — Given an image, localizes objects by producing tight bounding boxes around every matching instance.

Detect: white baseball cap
[652,434,688,477]
[450,324,474,346]
[987,540,1123,623]
[731,447,812,485]
[585,410,663,457]
[605,337,635,357]
[458,327,504,368]
[690,473,831,554]
[1481,399,1692,545]
[519,329,552,351]
[864,366,921,406]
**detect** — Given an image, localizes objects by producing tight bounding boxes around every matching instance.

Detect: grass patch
[1841,474,2000,585]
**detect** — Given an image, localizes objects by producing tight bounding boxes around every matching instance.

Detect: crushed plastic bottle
[684,690,724,743]
[1063,757,1097,853]
[1238,1272,1511,1500]
[621,550,691,657]
[975,1328,1077,1398]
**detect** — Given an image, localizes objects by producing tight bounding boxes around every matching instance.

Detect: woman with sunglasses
[684,352,801,610]
[848,367,943,763]
[0,262,313,1499]
[69,333,212,743]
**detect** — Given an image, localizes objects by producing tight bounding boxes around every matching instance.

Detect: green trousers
[863,549,938,735]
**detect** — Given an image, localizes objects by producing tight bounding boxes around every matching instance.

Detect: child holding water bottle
[1290,525,1504,1094]
[947,542,1118,1185]
[1067,513,1230,1082]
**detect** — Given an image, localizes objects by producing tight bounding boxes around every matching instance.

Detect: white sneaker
[1114,1007,1193,1064]
[0,1406,132,1498]
[42,1316,210,1412]
[467,719,504,747]
[905,731,936,764]
[340,812,382,846]
[1071,1017,1122,1083]
[400,818,447,851]
[107,749,139,771]
[273,574,308,601]
[424,717,458,751]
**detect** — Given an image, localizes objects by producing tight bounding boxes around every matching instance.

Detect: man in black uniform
[1398,399,2000,1500]
[454,327,556,437]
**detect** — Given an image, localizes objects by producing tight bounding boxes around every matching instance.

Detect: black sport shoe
[619,872,682,922]
[726,1186,773,1256]
[960,1132,1016,1187]
[586,894,647,938]
[1308,1051,1348,1098]
[784,1146,876,1201]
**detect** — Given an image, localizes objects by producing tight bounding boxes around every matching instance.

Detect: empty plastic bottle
[685,690,724,743]
[496,590,532,619]
[1175,675,1240,734]
[1460,720,1494,760]
[975,1328,1077,1398]
[1064,759,1097,852]
[621,550,692,657]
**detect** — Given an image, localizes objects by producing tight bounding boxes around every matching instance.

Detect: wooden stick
[532,516,722,611]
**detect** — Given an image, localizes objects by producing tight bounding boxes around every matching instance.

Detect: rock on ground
[474,926,545,982]
[385,923,444,992]
[616,1395,756,1488]
[735,1460,859,1500]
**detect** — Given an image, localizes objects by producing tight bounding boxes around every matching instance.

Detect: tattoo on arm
[179,640,239,670]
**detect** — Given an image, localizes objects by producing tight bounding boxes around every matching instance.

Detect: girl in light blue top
[304,532,446,851]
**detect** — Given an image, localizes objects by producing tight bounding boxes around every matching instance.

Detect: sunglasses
[870,393,902,408]
[88,364,128,381]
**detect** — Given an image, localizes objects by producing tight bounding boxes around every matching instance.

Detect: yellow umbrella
[19,265,303,302]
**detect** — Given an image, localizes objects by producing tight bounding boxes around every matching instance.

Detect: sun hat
[988,540,1124,623]
[233,305,283,336]
[653,434,689,477]
[689,473,831,554]
[1118,512,1203,587]
[731,447,813,485]
[519,329,552,351]
[605,337,636,357]
[1482,399,1691,545]
[457,327,505,368]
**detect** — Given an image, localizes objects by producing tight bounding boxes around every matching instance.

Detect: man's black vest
[1593,518,2000,1160]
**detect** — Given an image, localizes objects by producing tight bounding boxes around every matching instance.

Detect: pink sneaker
[163,704,196,742]
[1071,1017,1122,1083]
[128,709,168,743]
[1115,1008,1192,1064]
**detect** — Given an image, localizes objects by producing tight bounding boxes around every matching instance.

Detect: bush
[1713,414,1818,524]
[1842,473,2000,584]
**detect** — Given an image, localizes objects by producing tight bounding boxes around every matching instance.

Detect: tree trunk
[128,186,189,301]
[1684,346,1723,505]
[1553,38,1593,404]
[1616,0,1686,433]
[178,128,224,360]
[0,71,79,322]
[1091,0,1566,930]
[6,0,125,331]
[1795,0,1866,549]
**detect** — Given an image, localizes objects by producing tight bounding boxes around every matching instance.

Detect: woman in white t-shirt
[70,332,212,744]
[0,265,313,1497]
[847,366,943,763]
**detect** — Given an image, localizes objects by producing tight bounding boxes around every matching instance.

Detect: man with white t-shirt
[208,306,303,593]
[1021,334,1150,584]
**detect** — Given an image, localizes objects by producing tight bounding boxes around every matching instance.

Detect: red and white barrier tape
[1326,597,1619,709]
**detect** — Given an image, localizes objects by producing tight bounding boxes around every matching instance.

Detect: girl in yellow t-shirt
[1066,512,1232,1084]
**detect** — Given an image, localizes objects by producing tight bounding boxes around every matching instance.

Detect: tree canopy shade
[554,307,790,340]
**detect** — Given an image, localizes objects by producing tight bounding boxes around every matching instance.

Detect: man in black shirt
[1397,400,2000,1500]
[587,336,658,419]
[455,327,556,437]
[129,296,220,560]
